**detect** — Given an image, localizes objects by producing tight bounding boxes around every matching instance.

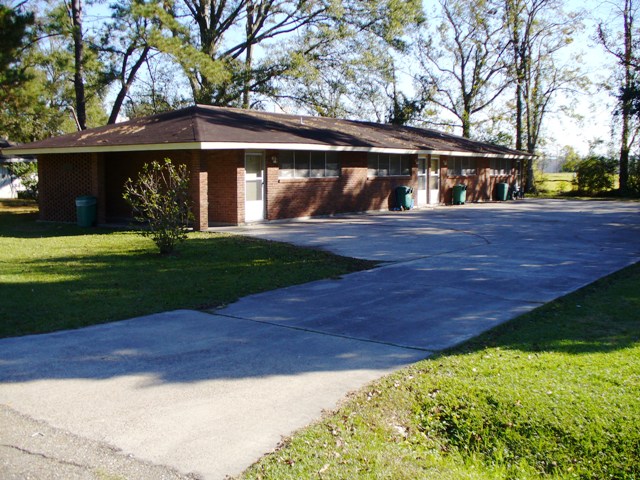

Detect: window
[367,153,412,177]
[448,157,477,176]
[279,151,340,178]
[490,158,511,176]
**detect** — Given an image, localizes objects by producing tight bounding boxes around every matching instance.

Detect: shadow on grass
[0,208,118,239]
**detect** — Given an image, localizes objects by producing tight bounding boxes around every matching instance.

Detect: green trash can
[496,182,509,201]
[395,186,413,210]
[453,184,467,205]
[75,195,97,227]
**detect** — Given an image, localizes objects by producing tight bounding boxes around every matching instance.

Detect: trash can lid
[75,195,97,206]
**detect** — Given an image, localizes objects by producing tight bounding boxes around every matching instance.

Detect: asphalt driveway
[1,199,639,479]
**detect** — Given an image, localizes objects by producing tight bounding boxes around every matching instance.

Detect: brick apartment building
[7,105,529,229]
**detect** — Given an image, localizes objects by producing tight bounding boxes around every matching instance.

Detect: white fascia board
[6,142,203,155]
[428,150,531,159]
[8,141,531,159]
[200,142,421,154]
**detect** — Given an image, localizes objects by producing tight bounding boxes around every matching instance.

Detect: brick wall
[37,148,519,227]
[440,156,517,204]
[265,152,418,220]
[189,151,208,230]
[208,150,242,224]
[38,153,93,222]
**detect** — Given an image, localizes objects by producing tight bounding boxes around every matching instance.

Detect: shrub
[576,155,617,195]
[6,160,38,200]
[629,158,640,196]
[123,159,193,254]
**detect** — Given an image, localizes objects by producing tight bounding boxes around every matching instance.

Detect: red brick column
[265,150,279,221]
[190,150,209,231]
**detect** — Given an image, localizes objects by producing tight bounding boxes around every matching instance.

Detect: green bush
[576,155,617,195]
[123,159,193,254]
[6,160,38,200]
[560,157,581,173]
[629,158,640,196]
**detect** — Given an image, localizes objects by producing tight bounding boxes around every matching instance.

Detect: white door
[429,156,440,205]
[245,151,264,222]
[417,156,427,206]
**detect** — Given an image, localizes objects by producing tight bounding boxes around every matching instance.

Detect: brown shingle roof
[7,105,530,158]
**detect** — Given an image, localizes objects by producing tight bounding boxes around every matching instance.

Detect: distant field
[536,172,576,195]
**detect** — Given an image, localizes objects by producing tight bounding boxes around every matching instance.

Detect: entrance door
[429,156,440,205]
[245,151,264,222]
[417,156,427,206]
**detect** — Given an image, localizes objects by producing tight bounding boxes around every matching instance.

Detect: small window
[279,151,294,178]
[390,155,401,176]
[490,158,511,176]
[401,155,413,175]
[279,151,341,179]
[378,154,390,176]
[294,151,310,178]
[368,153,412,177]
[310,151,325,177]
[448,157,477,176]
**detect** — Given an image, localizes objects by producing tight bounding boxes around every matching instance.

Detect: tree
[576,155,617,194]
[69,0,87,129]
[598,0,639,194]
[271,0,424,121]
[6,160,38,199]
[504,0,583,192]
[144,0,332,106]
[0,2,106,142]
[416,0,510,138]
[0,1,34,94]
[123,159,193,255]
[135,0,424,112]
[559,145,581,172]
[274,33,399,120]
[122,55,191,119]
[98,0,154,124]
[0,2,36,141]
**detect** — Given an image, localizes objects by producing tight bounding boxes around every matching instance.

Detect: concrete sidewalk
[1,199,639,479]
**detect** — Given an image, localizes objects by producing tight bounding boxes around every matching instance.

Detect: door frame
[417,155,428,206]
[428,155,440,205]
[244,150,265,222]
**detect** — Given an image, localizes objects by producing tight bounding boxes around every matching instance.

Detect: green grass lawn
[535,172,631,199]
[535,172,578,197]
[241,263,640,480]
[0,200,376,338]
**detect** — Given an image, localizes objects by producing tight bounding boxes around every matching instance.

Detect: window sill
[278,176,340,183]
[367,175,412,179]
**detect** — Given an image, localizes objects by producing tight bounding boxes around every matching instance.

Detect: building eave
[7,141,532,159]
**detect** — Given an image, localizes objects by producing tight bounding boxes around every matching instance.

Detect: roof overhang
[6,141,532,159]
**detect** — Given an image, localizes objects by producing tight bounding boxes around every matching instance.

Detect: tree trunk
[242,1,255,109]
[108,46,151,124]
[619,0,633,194]
[515,81,523,151]
[70,0,86,130]
[242,44,253,109]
